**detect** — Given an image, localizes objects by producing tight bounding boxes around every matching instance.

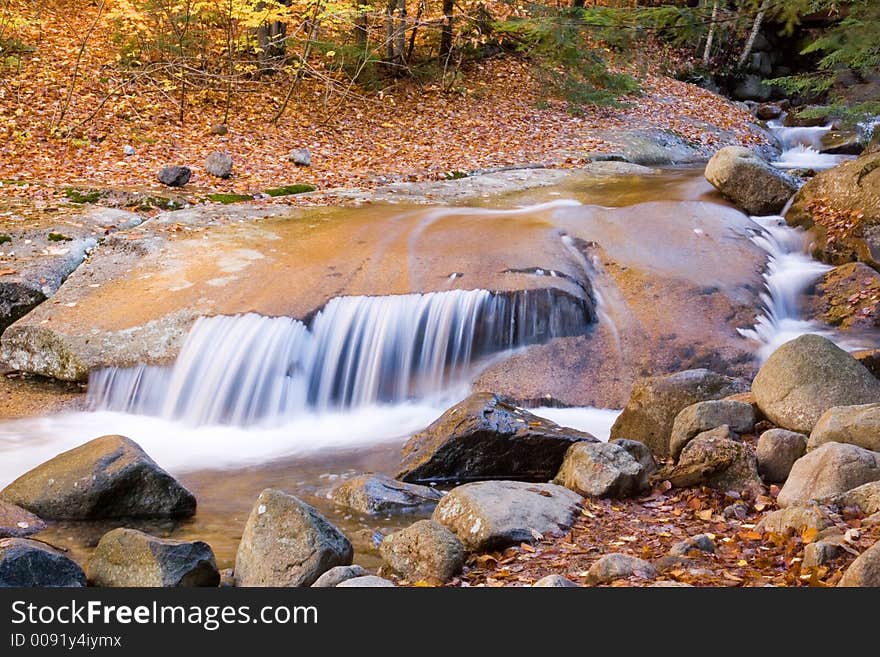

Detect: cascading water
[767,116,851,170]
[86,288,592,427]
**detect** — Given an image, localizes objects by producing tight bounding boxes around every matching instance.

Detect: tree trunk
[385,0,396,64]
[738,0,769,68]
[394,0,406,68]
[354,2,368,53]
[702,0,718,65]
[440,0,453,59]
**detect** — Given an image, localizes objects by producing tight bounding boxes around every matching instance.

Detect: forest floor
[0,1,767,207]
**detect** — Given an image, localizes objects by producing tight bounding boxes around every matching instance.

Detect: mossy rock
[48,232,73,242]
[206,193,253,204]
[0,234,11,245]
[63,188,102,204]
[264,184,316,197]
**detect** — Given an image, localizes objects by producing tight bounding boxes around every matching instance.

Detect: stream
[1,128,876,571]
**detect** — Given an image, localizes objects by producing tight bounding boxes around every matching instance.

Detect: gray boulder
[669,400,756,458]
[809,403,880,453]
[668,534,716,557]
[666,427,762,494]
[204,152,233,179]
[610,439,657,490]
[752,335,880,434]
[157,166,192,187]
[732,74,772,102]
[533,574,579,587]
[704,146,797,215]
[288,148,311,166]
[0,435,196,520]
[379,520,464,582]
[86,528,219,587]
[756,429,807,483]
[234,488,353,587]
[803,539,844,568]
[330,474,442,515]
[833,481,880,515]
[0,500,45,538]
[585,553,657,585]
[0,538,85,587]
[336,575,396,587]
[553,442,646,498]
[398,393,595,484]
[311,565,368,588]
[756,505,834,535]
[839,541,880,587]
[777,442,880,507]
[432,481,582,552]
[610,369,748,458]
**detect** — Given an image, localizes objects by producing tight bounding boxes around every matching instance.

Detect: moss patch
[63,188,102,204]
[206,193,253,204]
[48,232,73,242]
[264,184,316,197]
[0,234,11,245]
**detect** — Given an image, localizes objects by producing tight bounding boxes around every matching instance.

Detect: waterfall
[767,116,850,171]
[87,288,592,426]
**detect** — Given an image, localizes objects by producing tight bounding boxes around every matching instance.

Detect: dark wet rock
[533,574,579,587]
[336,575,395,587]
[809,403,880,453]
[756,429,807,483]
[432,480,582,552]
[785,151,880,268]
[820,131,864,156]
[668,534,716,557]
[288,148,311,166]
[669,399,756,458]
[752,334,880,434]
[0,500,45,538]
[0,538,85,587]
[723,502,750,520]
[805,263,880,331]
[783,107,829,127]
[379,520,464,582]
[204,152,233,179]
[398,393,595,484]
[0,435,196,520]
[234,488,353,587]
[330,474,442,515]
[833,481,880,516]
[756,505,834,535]
[778,442,880,507]
[839,541,880,587]
[312,565,368,588]
[732,74,772,102]
[704,146,798,215]
[664,427,762,495]
[553,442,647,498]
[157,166,192,187]
[610,369,748,458]
[756,103,783,121]
[585,553,657,585]
[86,528,219,587]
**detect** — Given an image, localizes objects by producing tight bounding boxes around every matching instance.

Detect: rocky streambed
[3,141,880,588]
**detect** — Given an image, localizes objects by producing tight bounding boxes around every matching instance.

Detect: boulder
[783,107,830,127]
[609,438,657,490]
[432,481,582,552]
[732,74,772,102]
[610,369,748,458]
[756,505,834,535]
[157,166,192,187]
[805,263,880,331]
[0,435,196,520]
[0,538,85,587]
[533,574,579,587]
[668,534,716,557]
[336,575,396,587]
[809,403,880,453]
[398,393,595,484]
[330,474,442,515]
[704,146,798,215]
[756,103,783,121]
[379,520,464,582]
[803,539,843,568]
[833,481,880,515]
[666,427,762,494]
[86,528,219,587]
[585,553,657,585]
[777,442,880,507]
[820,131,864,156]
[204,152,233,179]
[839,541,880,587]
[311,565,368,588]
[752,334,880,434]
[785,151,880,268]
[553,442,646,498]
[0,500,45,538]
[669,400,756,458]
[756,429,807,483]
[234,488,353,587]
[288,148,311,166]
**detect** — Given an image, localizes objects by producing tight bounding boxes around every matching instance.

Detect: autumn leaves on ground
[0,0,763,202]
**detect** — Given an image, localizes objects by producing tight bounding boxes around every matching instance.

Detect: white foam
[530,406,621,441]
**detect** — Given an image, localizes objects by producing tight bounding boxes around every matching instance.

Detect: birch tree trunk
[738,0,769,68]
[702,0,719,65]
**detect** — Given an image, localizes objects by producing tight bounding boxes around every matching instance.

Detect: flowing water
[767,117,853,170]
[1,166,877,569]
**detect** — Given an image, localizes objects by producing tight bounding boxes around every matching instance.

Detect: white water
[87,288,591,427]
[768,117,852,171]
